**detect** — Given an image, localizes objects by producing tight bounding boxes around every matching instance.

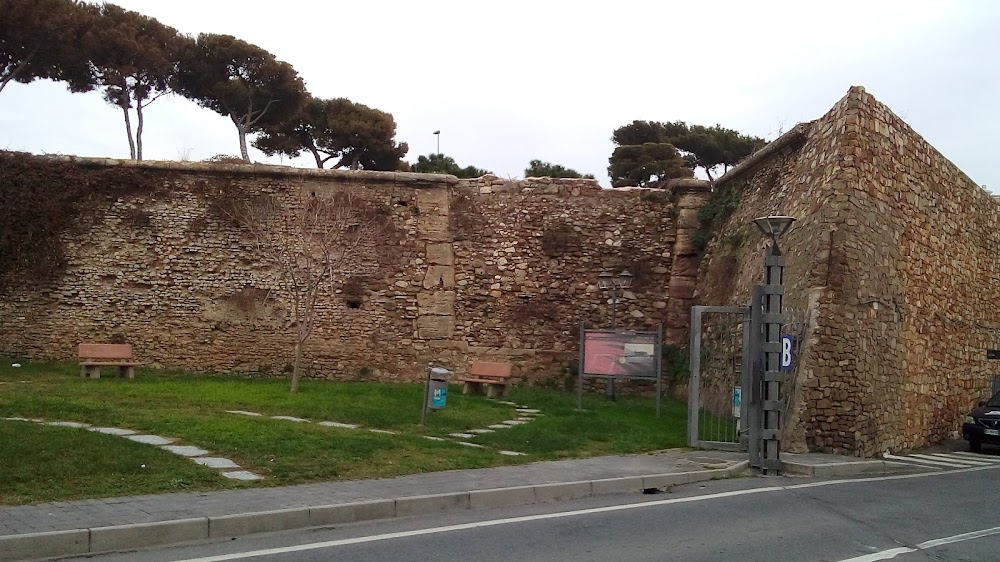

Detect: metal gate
[687,305,751,452]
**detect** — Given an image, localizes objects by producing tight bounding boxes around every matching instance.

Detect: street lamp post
[598,269,633,400]
[433,130,440,155]
[750,215,795,476]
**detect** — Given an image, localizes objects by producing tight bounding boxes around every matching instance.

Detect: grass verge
[0,358,690,505]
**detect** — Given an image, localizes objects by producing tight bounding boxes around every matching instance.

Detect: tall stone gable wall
[0,158,690,383]
[695,86,1000,456]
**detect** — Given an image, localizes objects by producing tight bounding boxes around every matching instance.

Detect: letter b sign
[781,335,794,371]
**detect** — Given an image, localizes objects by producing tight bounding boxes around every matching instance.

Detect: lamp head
[617,270,633,289]
[597,271,613,290]
[752,215,796,240]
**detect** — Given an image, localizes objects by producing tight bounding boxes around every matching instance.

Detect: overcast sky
[1,0,997,190]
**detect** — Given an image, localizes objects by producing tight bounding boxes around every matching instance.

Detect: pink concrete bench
[458,361,513,398]
[78,343,138,379]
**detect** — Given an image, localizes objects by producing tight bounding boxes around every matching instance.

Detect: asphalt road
[66,463,1000,562]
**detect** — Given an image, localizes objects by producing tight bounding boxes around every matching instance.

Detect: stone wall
[0,157,690,384]
[693,86,1000,456]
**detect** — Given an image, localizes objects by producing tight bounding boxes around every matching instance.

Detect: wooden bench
[457,361,513,398]
[78,343,138,379]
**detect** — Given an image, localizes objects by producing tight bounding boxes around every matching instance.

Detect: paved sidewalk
[0,449,905,561]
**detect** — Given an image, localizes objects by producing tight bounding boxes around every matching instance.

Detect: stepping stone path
[2,417,263,481]
[218,400,546,457]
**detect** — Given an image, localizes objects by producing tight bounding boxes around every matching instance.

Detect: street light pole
[433,130,440,155]
[750,215,795,476]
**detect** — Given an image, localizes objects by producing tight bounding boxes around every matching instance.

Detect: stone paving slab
[192,457,240,469]
[89,427,136,436]
[317,421,360,429]
[125,435,175,446]
[222,471,264,481]
[162,446,210,457]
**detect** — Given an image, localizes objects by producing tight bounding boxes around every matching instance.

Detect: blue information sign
[781,335,794,371]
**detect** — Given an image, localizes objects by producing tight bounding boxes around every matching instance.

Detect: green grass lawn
[0,358,690,505]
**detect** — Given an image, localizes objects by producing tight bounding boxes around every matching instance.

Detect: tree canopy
[86,3,188,160]
[608,143,690,188]
[173,33,307,161]
[253,97,408,170]
[524,159,593,179]
[0,0,97,95]
[609,120,765,185]
[410,154,490,178]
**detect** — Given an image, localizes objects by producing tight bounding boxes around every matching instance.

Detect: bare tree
[222,190,396,392]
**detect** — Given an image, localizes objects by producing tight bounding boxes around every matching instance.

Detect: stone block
[426,243,455,265]
[417,315,455,339]
[416,189,449,212]
[677,208,701,229]
[672,231,699,256]
[668,275,697,296]
[671,256,701,278]
[395,492,470,517]
[90,518,208,553]
[417,214,450,241]
[417,291,455,316]
[309,500,395,526]
[422,266,455,289]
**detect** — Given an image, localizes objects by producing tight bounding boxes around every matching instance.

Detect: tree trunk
[231,116,250,161]
[121,105,136,160]
[0,50,35,95]
[135,100,145,161]
[290,338,303,393]
[310,147,324,168]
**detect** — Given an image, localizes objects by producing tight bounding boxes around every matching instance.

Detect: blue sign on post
[781,335,794,371]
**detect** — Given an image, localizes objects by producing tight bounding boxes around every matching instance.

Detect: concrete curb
[0,462,750,561]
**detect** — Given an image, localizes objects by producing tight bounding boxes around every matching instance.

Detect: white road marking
[836,525,1000,561]
[171,463,1000,562]
[909,453,990,466]
[951,452,1000,463]
[882,453,951,468]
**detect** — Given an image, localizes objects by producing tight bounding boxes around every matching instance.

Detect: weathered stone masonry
[0,159,692,386]
[693,86,1000,456]
[3,86,996,458]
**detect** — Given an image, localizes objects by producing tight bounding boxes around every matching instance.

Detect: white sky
[1,0,998,190]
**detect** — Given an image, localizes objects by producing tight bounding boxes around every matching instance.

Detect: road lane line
[171,463,1000,562]
[835,524,1000,561]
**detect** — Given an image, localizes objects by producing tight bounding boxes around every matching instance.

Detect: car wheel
[970,439,982,453]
